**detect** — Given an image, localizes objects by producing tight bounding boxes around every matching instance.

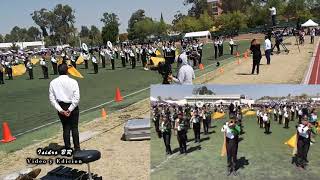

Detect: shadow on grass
[236,73,254,76]
[236,156,249,171]
[200,136,210,143]
[187,145,201,153]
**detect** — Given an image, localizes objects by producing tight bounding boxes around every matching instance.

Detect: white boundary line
[302,39,320,84]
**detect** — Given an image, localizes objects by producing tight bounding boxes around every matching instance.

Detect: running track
[307,41,320,84]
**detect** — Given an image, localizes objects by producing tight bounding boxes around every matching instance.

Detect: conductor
[49,63,81,152]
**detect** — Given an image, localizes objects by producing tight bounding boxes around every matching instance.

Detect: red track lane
[309,42,320,84]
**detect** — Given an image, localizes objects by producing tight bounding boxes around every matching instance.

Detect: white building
[184,94,254,106]
[0,41,45,50]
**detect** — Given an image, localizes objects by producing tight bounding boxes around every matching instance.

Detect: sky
[0,0,190,35]
[151,85,320,100]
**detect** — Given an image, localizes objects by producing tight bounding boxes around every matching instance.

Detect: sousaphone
[82,43,88,52]
[107,41,113,49]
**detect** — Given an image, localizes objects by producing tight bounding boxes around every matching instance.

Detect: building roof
[184,31,211,38]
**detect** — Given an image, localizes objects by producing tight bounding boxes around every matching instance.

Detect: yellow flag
[150,57,165,66]
[284,134,297,148]
[31,58,39,65]
[12,64,26,77]
[57,57,63,65]
[212,112,225,120]
[244,110,256,116]
[68,66,83,78]
[76,56,84,65]
[241,108,249,114]
[156,50,161,56]
[221,133,227,157]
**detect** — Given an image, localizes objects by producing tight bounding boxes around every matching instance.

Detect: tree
[79,26,90,38]
[184,0,208,17]
[27,26,41,41]
[89,25,102,46]
[214,11,248,32]
[119,33,128,42]
[157,13,167,36]
[127,9,147,40]
[132,18,156,40]
[192,86,215,95]
[220,0,253,13]
[0,34,3,43]
[101,12,120,44]
[31,4,76,45]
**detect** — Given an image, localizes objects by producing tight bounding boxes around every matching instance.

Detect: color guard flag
[68,66,83,78]
[76,56,84,65]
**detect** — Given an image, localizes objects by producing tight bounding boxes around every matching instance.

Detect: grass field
[0,40,251,153]
[151,112,320,180]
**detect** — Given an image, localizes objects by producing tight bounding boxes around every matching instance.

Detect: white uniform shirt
[263,114,268,122]
[297,124,309,138]
[172,65,195,85]
[265,39,272,50]
[284,111,289,118]
[49,75,80,112]
[298,110,303,115]
[51,57,57,63]
[92,56,97,63]
[221,123,235,139]
[270,7,276,16]
[40,59,46,66]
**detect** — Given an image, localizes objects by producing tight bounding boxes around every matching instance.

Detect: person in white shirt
[311,28,315,44]
[169,53,195,85]
[51,55,58,75]
[91,53,98,74]
[264,36,272,65]
[283,110,289,128]
[273,108,278,121]
[296,118,314,169]
[26,60,34,80]
[269,6,277,26]
[229,38,236,55]
[49,63,80,151]
[263,112,270,134]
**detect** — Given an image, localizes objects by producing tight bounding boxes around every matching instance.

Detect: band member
[250,39,262,75]
[309,109,317,126]
[278,108,283,124]
[40,57,49,79]
[120,49,126,68]
[204,108,211,135]
[71,51,77,68]
[298,108,303,124]
[51,55,58,75]
[290,106,295,121]
[160,116,172,155]
[263,112,270,134]
[229,38,235,55]
[153,107,162,138]
[136,46,140,62]
[214,38,219,60]
[221,120,241,176]
[259,110,264,128]
[197,40,203,64]
[141,45,148,70]
[49,63,80,152]
[284,110,290,128]
[273,107,278,121]
[295,118,316,169]
[129,47,136,69]
[218,38,224,57]
[26,60,34,80]
[5,60,13,80]
[82,51,90,69]
[191,109,201,143]
[91,54,98,74]
[175,113,187,154]
[107,48,116,70]
[114,46,119,59]
[100,48,106,68]
[0,63,4,84]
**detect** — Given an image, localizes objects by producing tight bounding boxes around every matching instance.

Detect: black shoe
[233,171,239,176]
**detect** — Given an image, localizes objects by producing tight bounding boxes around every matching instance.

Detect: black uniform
[250,44,262,74]
[296,124,314,168]
[192,114,201,143]
[0,64,4,84]
[100,50,106,68]
[26,62,34,80]
[222,123,240,174]
[161,120,172,155]
[40,60,49,79]
[176,117,187,154]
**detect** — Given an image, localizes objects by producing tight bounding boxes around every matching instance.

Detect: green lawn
[0,40,251,153]
[151,113,320,180]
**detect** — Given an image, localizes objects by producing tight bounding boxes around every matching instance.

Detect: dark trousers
[101,57,106,68]
[57,102,80,150]
[28,69,33,79]
[230,45,234,55]
[272,15,276,26]
[226,136,238,171]
[199,51,202,64]
[296,136,310,167]
[177,130,187,153]
[0,71,4,84]
[265,49,271,64]
[84,60,88,69]
[52,62,58,75]
[41,66,49,79]
[154,121,161,138]
[7,68,13,80]
[193,122,201,143]
[264,122,270,133]
[162,131,172,154]
[291,112,295,121]
[251,58,261,74]
[111,58,115,70]
[219,45,223,57]
[284,118,289,128]
[274,114,277,121]
[115,52,119,59]
[137,53,140,61]
[131,57,136,69]
[142,58,147,68]
[214,46,218,59]
[298,115,302,124]
[279,115,283,124]
[121,57,126,67]
[311,36,314,44]
[93,63,98,74]
[259,117,263,128]
[203,119,209,134]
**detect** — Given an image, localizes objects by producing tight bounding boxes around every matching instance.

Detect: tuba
[82,43,88,52]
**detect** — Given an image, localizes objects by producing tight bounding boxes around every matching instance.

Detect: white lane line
[302,39,320,84]
[316,53,320,84]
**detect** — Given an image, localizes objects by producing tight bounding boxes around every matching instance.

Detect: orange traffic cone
[219,67,224,74]
[1,122,16,143]
[115,88,123,102]
[101,108,107,120]
[199,63,204,70]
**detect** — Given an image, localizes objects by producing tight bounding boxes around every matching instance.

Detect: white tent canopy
[301,19,319,27]
[184,31,211,39]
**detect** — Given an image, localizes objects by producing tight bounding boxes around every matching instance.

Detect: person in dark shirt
[250,39,262,75]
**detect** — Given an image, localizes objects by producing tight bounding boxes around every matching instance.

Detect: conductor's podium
[41,150,101,180]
